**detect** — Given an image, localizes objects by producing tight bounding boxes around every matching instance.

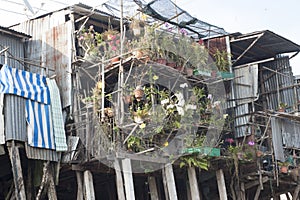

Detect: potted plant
[278,102,287,112]
[133,107,149,124]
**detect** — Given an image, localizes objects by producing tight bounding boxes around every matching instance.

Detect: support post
[254,185,261,200]
[114,159,125,200]
[76,171,84,200]
[83,170,95,200]
[162,168,169,200]
[148,176,159,200]
[293,185,300,200]
[162,164,178,200]
[187,167,201,200]
[216,169,227,200]
[8,141,26,200]
[122,158,135,200]
[47,168,58,200]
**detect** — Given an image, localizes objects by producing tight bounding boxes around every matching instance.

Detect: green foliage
[213,49,231,71]
[179,155,209,170]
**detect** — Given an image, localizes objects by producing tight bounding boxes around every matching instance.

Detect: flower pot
[133,115,144,124]
[167,62,177,69]
[186,68,194,76]
[211,70,217,78]
[155,58,167,65]
[256,150,263,157]
[111,56,120,64]
[123,95,133,104]
[133,50,143,59]
[134,87,144,100]
[280,166,288,174]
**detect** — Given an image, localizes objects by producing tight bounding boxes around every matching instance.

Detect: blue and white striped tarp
[0,65,55,150]
[0,65,50,104]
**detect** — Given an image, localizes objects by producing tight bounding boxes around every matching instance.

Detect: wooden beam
[148,176,159,200]
[83,170,95,200]
[122,158,135,200]
[216,169,227,200]
[114,159,125,200]
[187,167,201,200]
[244,176,269,190]
[254,185,261,200]
[76,171,84,200]
[8,141,26,200]
[240,182,246,200]
[47,167,58,200]
[163,164,178,200]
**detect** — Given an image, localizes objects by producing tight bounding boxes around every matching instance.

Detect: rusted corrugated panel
[12,11,72,108]
[44,21,72,108]
[204,36,227,57]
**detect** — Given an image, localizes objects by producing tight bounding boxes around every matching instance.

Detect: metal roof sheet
[230,30,300,66]
[0,26,30,38]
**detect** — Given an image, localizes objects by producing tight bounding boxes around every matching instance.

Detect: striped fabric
[26,100,55,149]
[0,65,50,104]
[47,78,67,151]
[0,65,55,150]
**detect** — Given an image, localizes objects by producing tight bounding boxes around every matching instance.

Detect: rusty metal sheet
[44,21,72,108]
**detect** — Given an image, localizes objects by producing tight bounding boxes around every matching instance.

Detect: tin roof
[0,25,30,38]
[230,30,300,66]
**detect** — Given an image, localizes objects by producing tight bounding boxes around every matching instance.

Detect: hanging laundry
[26,100,55,149]
[0,65,50,104]
[0,65,55,150]
[47,78,67,151]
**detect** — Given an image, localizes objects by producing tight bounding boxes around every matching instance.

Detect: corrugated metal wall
[260,57,295,112]
[13,10,72,161]
[0,34,27,142]
[232,64,258,138]
[12,10,72,108]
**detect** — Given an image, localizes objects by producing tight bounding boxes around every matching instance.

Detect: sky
[1,0,300,74]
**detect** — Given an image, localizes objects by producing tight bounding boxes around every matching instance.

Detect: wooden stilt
[83,170,95,200]
[8,141,26,200]
[187,167,201,200]
[162,168,170,200]
[148,176,159,200]
[293,185,300,200]
[216,169,227,200]
[186,180,192,200]
[76,171,84,200]
[240,182,246,200]
[47,166,58,200]
[27,161,33,200]
[254,185,261,200]
[163,164,178,200]
[114,159,125,200]
[122,158,135,200]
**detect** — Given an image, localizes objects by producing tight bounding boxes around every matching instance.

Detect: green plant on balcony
[213,49,231,72]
